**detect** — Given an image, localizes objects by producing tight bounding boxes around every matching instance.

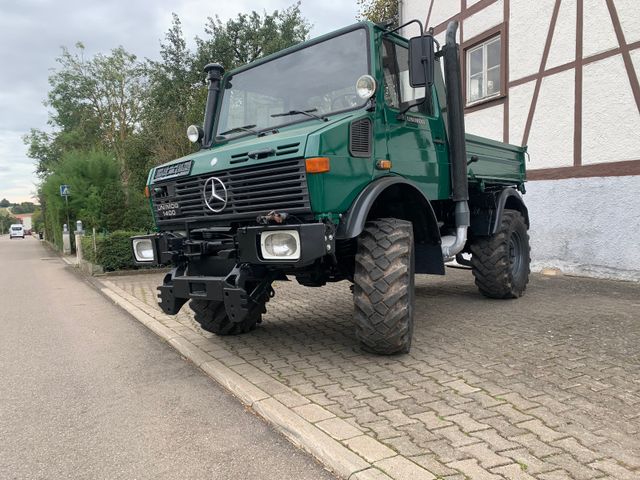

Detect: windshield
[216,28,369,139]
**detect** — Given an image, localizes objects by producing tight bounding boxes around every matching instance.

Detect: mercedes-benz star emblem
[203,177,228,213]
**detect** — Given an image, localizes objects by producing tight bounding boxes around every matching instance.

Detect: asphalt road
[0,235,334,480]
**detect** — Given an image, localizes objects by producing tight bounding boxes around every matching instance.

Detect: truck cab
[132,20,530,354]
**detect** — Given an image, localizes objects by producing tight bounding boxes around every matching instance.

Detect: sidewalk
[98,268,640,480]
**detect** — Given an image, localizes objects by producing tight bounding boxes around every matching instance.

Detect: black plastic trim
[494,188,529,233]
[336,176,441,242]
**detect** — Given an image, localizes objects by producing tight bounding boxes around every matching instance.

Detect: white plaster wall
[632,49,640,80]
[615,0,640,44]
[508,80,536,145]
[464,104,503,141]
[401,0,428,38]
[582,55,640,164]
[428,0,461,29]
[526,68,575,169]
[583,0,618,58]
[545,0,576,69]
[526,176,640,281]
[509,0,556,81]
[463,0,503,41]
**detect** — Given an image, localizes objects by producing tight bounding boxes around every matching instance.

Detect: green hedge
[81,230,146,271]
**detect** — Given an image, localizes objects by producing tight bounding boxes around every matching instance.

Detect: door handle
[433,138,446,145]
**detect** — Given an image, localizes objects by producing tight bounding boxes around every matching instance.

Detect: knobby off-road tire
[189,299,263,335]
[470,209,531,299]
[353,218,415,355]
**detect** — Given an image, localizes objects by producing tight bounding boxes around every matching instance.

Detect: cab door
[380,38,449,201]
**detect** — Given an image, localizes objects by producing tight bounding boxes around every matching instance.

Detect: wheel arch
[336,176,444,275]
[336,176,441,244]
[495,188,529,233]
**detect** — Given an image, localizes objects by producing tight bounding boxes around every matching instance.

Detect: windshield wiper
[271,109,328,122]
[218,124,259,136]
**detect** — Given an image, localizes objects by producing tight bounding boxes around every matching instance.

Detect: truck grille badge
[203,177,228,212]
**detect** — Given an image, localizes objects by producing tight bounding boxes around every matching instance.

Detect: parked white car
[9,224,25,239]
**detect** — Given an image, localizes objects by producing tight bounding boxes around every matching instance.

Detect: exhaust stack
[440,21,470,260]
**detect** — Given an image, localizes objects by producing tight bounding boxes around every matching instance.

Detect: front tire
[190,299,263,335]
[353,218,415,355]
[470,209,530,298]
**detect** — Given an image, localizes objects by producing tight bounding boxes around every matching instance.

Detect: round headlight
[187,125,203,143]
[356,75,377,99]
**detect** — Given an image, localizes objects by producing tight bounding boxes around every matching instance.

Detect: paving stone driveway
[108,269,640,480]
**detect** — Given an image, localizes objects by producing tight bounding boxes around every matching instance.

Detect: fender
[337,176,440,241]
[336,176,444,274]
[494,187,529,233]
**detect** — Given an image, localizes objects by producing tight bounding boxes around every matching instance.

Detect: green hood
[149,112,357,184]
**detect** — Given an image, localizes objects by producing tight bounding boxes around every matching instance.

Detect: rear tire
[470,209,530,298]
[353,218,415,355]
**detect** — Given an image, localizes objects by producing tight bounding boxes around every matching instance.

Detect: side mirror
[408,35,435,87]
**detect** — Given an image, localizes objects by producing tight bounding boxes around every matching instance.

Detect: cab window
[381,38,433,116]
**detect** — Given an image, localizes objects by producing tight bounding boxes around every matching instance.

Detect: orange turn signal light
[376,159,392,170]
[144,186,150,198]
[305,157,330,173]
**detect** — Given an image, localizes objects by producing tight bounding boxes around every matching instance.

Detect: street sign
[60,185,70,197]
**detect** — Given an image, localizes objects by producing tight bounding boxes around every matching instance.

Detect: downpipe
[441,20,470,261]
[441,202,470,261]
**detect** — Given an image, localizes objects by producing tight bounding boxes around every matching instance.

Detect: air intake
[349,118,372,157]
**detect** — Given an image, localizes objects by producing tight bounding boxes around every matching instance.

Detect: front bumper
[130,223,335,317]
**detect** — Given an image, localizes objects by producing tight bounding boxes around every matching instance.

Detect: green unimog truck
[131,19,530,354]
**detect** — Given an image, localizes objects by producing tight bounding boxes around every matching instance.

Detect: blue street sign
[60,185,70,196]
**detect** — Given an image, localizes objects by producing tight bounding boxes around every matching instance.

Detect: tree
[194,3,311,71]
[0,198,9,208]
[45,43,146,181]
[357,0,399,25]
[11,202,36,214]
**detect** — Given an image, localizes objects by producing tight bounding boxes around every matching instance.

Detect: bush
[80,235,98,264]
[81,230,146,271]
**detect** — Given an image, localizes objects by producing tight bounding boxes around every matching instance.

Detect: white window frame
[466,35,501,105]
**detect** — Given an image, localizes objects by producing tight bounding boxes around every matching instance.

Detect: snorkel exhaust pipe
[202,63,225,146]
[441,21,470,260]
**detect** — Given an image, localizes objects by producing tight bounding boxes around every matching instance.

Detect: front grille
[153,158,311,225]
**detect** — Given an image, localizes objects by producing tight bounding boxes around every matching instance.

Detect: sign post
[60,185,70,230]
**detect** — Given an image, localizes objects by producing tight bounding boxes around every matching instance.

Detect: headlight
[132,238,155,262]
[187,125,204,143]
[260,230,300,260]
[356,74,376,99]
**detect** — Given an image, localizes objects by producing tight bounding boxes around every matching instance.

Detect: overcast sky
[0,0,359,203]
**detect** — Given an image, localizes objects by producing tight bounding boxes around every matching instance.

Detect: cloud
[0,0,359,202]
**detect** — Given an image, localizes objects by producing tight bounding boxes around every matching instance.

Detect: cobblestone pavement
[108,269,640,480]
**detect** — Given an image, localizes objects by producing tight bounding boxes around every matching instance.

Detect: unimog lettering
[131,20,530,355]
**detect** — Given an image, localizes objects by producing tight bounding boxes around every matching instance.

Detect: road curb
[94,278,436,480]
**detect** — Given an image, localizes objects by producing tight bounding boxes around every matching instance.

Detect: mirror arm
[384,19,424,37]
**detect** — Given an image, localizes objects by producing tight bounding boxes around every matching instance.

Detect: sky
[0,0,360,203]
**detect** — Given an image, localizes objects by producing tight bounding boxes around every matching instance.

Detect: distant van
[9,224,25,239]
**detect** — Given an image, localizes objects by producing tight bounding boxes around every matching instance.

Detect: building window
[466,35,501,104]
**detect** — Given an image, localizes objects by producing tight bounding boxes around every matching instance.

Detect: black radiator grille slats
[153,158,310,224]
[349,118,372,157]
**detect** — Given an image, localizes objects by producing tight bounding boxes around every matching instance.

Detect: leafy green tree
[0,198,9,208]
[0,211,20,235]
[357,0,399,25]
[11,202,36,214]
[41,43,146,180]
[194,3,311,71]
